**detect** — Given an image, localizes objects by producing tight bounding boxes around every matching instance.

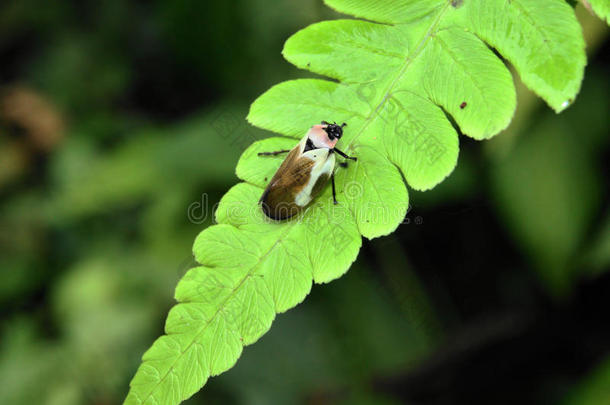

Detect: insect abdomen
[260,190,301,220]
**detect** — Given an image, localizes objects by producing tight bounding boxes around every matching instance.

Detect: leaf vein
[137,223,297,403]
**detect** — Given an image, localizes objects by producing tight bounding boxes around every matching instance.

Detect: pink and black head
[321,121,347,140]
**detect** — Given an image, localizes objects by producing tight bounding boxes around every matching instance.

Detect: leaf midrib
[135,222,298,404]
[345,2,452,150]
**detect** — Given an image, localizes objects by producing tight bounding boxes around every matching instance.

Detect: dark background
[1,1,609,404]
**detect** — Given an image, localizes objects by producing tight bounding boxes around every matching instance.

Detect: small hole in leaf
[451,0,463,7]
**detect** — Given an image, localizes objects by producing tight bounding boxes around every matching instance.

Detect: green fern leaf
[125,1,587,403]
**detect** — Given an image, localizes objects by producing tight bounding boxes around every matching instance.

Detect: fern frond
[125,1,587,403]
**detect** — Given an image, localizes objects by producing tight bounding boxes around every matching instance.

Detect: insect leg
[333,148,357,161]
[331,172,338,205]
[257,149,291,156]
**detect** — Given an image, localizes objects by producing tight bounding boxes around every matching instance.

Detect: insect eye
[332,126,342,138]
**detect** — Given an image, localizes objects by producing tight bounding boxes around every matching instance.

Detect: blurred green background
[1,1,609,404]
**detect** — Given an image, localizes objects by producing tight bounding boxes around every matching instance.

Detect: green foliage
[490,67,609,296]
[126,1,591,403]
[491,118,600,296]
[47,107,258,222]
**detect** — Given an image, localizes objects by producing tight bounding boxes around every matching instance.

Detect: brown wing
[260,147,315,220]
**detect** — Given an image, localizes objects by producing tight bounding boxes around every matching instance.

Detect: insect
[257,121,357,220]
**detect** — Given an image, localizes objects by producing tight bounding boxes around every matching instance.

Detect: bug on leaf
[257,121,357,220]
